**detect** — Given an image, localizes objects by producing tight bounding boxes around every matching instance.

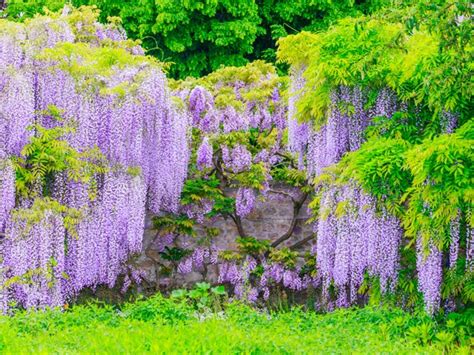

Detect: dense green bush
[0,293,472,353]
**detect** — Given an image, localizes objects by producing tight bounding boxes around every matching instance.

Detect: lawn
[0,295,471,354]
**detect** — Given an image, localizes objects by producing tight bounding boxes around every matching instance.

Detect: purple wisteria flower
[0,14,190,312]
[236,188,256,217]
[197,137,213,170]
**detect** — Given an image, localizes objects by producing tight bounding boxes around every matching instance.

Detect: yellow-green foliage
[24,5,140,51]
[0,296,472,353]
[0,18,24,39]
[279,1,473,253]
[11,197,83,239]
[403,121,474,244]
[38,43,156,95]
[10,106,109,237]
[315,120,473,252]
[12,106,108,201]
[278,18,406,126]
[277,2,472,126]
[0,6,167,96]
[171,60,288,111]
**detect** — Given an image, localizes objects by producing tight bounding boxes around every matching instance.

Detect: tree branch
[275,152,297,169]
[289,235,315,250]
[230,213,247,237]
[268,188,296,203]
[271,192,308,248]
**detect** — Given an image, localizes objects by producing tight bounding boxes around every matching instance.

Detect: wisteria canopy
[0,4,472,318]
[0,7,189,312]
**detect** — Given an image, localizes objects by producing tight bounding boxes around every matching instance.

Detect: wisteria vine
[0,9,189,312]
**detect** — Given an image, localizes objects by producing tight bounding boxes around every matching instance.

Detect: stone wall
[134,187,313,292]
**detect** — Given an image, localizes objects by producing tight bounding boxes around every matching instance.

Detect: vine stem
[271,192,308,248]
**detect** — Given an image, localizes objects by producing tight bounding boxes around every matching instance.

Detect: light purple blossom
[0,14,190,312]
[228,145,252,173]
[196,137,213,170]
[236,188,256,217]
[417,237,443,315]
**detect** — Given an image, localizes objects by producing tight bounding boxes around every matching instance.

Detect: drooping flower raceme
[0,10,189,311]
[235,188,256,218]
[0,155,15,234]
[417,237,443,315]
[287,67,310,169]
[197,137,213,170]
[314,182,402,308]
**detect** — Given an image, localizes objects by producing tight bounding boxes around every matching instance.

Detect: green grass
[0,295,472,354]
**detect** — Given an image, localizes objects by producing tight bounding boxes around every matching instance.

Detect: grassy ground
[0,295,471,354]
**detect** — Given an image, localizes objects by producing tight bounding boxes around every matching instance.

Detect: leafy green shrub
[121,294,192,323]
[171,282,227,312]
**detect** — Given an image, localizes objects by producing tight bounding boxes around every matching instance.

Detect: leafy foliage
[171,282,226,311]
[2,1,388,78]
[12,106,107,200]
[1,0,472,317]
[180,176,235,217]
[71,0,261,78]
[0,297,472,353]
[277,1,473,126]
[7,106,107,237]
[403,121,473,242]
[278,0,473,313]
[236,236,271,255]
[0,7,190,312]
[0,0,65,19]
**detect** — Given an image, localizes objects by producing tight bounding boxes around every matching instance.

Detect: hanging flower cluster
[235,188,256,218]
[173,61,288,222]
[287,67,310,169]
[166,62,318,304]
[0,9,189,312]
[287,63,472,314]
[416,237,443,315]
[217,257,318,304]
[286,71,405,308]
[288,68,400,178]
[314,183,402,308]
[196,137,213,170]
[177,246,219,274]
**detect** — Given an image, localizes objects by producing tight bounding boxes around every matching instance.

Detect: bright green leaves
[1,0,65,20]
[233,162,268,190]
[172,61,285,110]
[148,0,261,78]
[153,215,196,238]
[272,166,308,190]
[442,264,474,303]
[403,121,474,242]
[4,1,412,78]
[38,42,159,93]
[268,247,298,268]
[278,19,405,125]
[254,0,366,66]
[12,106,107,200]
[12,197,83,238]
[170,282,227,311]
[277,1,473,266]
[237,236,271,255]
[10,106,108,237]
[278,2,472,126]
[181,176,235,217]
[321,119,474,251]
[335,137,412,211]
